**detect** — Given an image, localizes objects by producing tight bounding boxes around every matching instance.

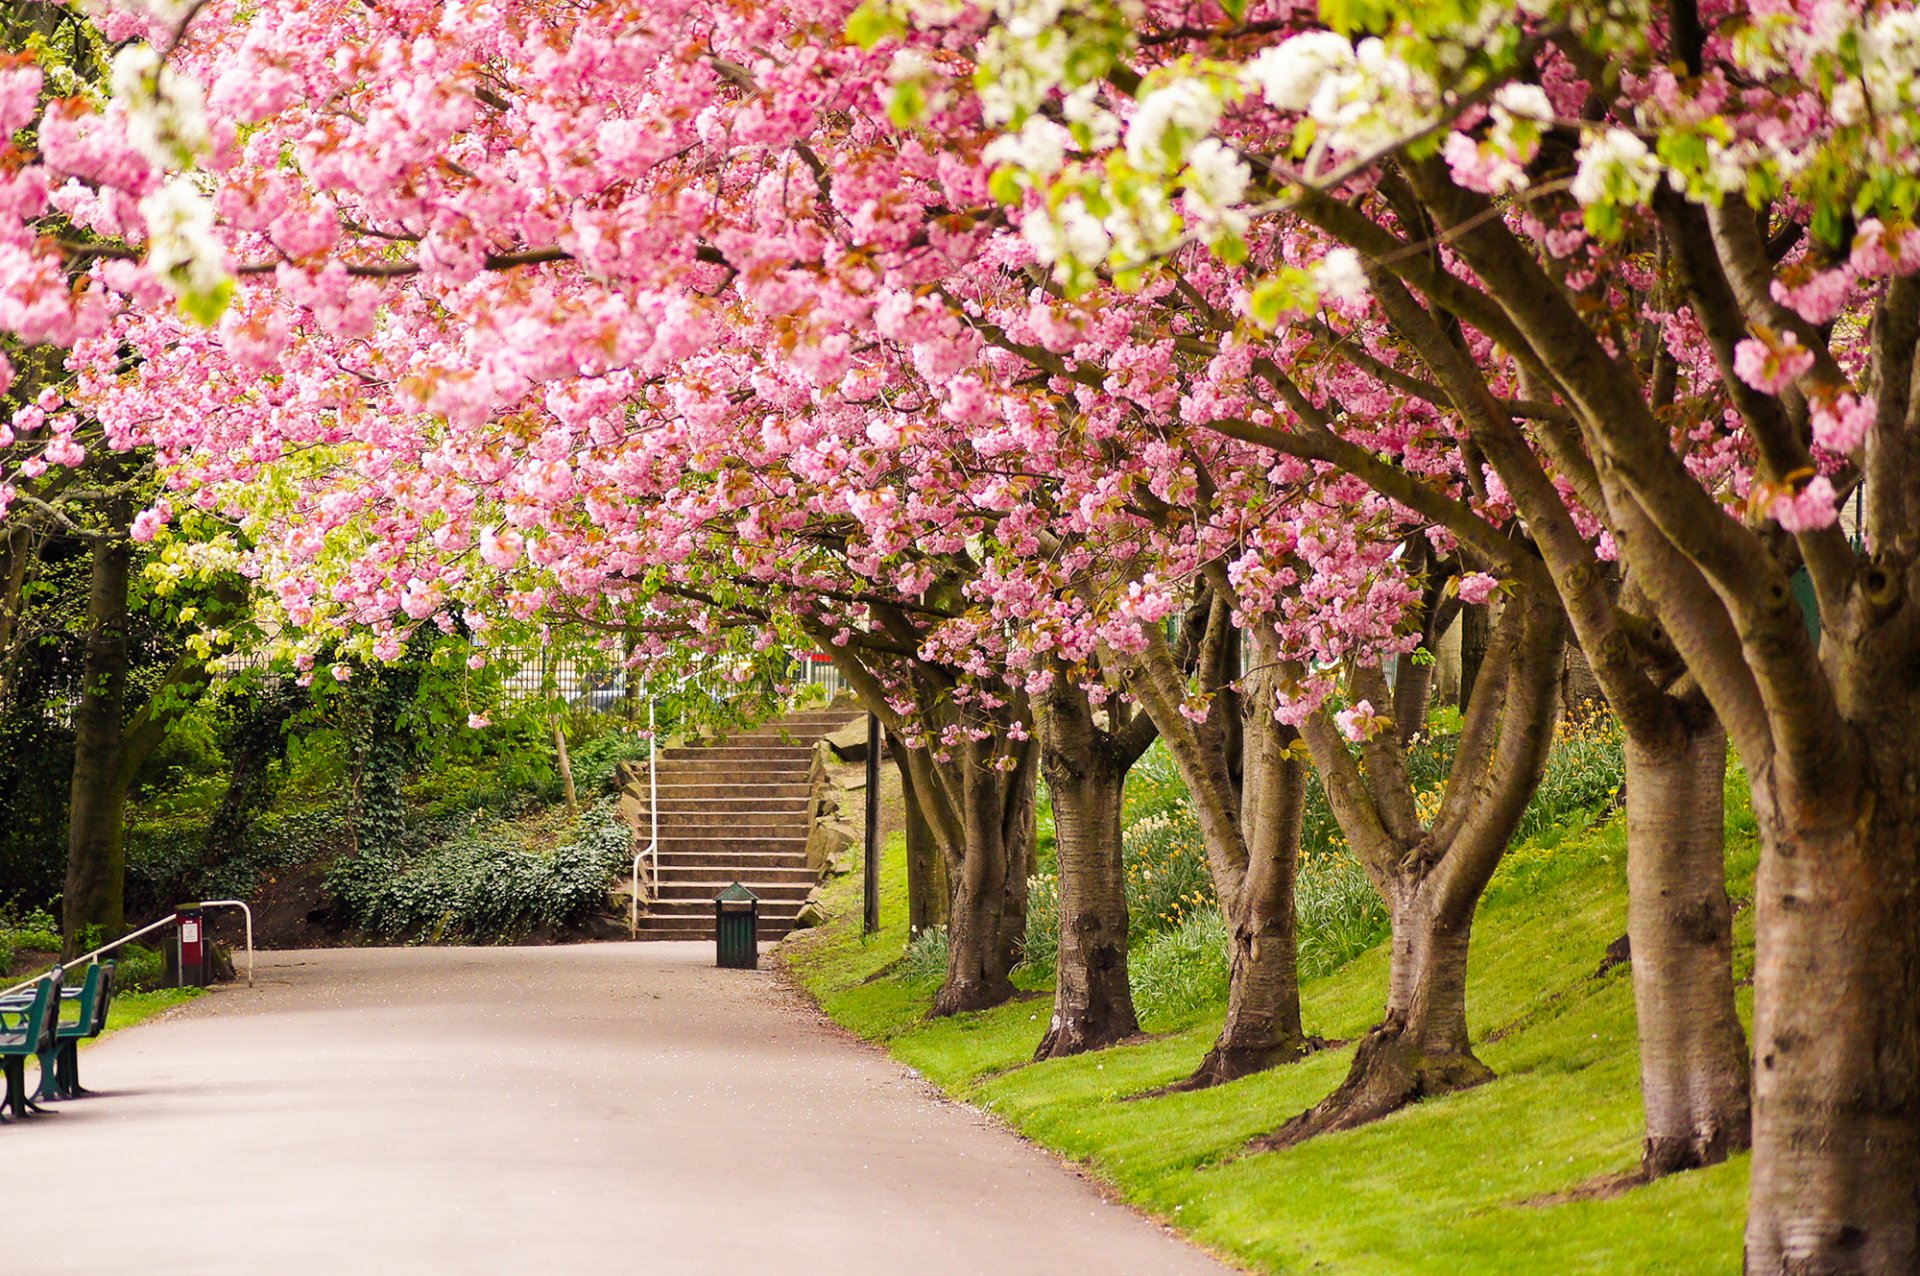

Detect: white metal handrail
[629,696,660,939]
[195,899,256,987]
[0,912,178,999]
[1,898,257,998]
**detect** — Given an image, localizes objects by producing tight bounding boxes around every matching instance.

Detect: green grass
[101,987,203,1035]
[784,762,1760,1274]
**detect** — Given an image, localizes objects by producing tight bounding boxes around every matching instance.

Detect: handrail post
[648,696,658,904]
[630,694,661,940]
[195,900,256,987]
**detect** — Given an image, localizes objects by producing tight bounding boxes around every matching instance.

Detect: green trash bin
[715,882,760,970]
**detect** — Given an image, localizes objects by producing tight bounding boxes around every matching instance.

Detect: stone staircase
[630,705,862,941]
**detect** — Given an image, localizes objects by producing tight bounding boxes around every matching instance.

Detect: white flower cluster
[111,44,210,170]
[983,114,1073,177]
[1243,31,1437,156]
[1061,84,1121,151]
[1244,31,1352,113]
[1182,138,1249,213]
[1860,11,1920,104]
[1124,79,1225,172]
[139,174,227,306]
[1314,247,1369,304]
[1569,128,1662,207]
[976,0,1142,125]
[1023,195,1112,267]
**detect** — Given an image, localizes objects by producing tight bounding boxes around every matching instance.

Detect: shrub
[1129,910,1231,1025]
[326,798,632,943]
[565,728,653,798]
[1123,803,1216,936]
[0,906,61,955]
[1296,849,1387,979]
[1017,872,1059,974]
[898,924,950,983]
[114,943,167,992]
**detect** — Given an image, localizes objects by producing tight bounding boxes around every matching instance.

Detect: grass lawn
[782,771,1758,1274]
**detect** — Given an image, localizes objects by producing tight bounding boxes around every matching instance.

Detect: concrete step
[651,859,816,881]
[641,899,804,921]
[655,800,813,819]
[653,880,813,902]
[656,840,814,859]
[654,817,809,834]
[653,759,813,778]
[631,923,794,941]
[653,780,812,798]
[664,752,814,771]
[654,835,810,852]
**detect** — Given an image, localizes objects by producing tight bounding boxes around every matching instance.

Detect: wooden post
[863,712,881,935]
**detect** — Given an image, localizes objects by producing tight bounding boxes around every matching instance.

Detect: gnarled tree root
[1128,1035,1330,1100]
[1254,1024,1493,1150]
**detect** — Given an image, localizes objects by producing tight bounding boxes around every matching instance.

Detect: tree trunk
[1178,700,1312,1086]
[1035,677,1139,1059]
[554,717,579,819]
[1392,649,1436,743]
[1037,753,1135,1057]
[1120,613,1315,1090]
[930,739,1036,1017]
[1743,768,1920,1274]
[1457,601,1490,712]
[63,530,135,949]
[1261,882,1492,1148]
[894,742,947,935]
[1624,714,1751,1178]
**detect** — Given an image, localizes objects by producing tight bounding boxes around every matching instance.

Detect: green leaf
[886,79,925,129]
[844,1,901,50]
[988,166,1024,206]
[179,276,234,327]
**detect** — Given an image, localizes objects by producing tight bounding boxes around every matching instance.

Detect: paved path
[11,945,1235,1275]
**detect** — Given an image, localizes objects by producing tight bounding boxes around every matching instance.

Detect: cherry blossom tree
[953,0,1920,1263]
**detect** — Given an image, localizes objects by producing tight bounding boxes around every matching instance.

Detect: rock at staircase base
[793,897,830,930]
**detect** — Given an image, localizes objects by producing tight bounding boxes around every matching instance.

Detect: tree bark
[1392,649,1436,744]
[1457,600,1490,713]
[1261,880,1491,1148]
[1034,672,1148,1059]
[1179,681,1312,1086]
[930,735,1036,1016]
[1119,604,1316,1089]
[1625,711,1751,1178]
[893,739,947,935]
[1743,765,1920,1273]
[553,717,578,819]
[62,528,135,949]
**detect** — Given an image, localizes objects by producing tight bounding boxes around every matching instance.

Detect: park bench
[35,961,116,1102]
[0,970,63,1121]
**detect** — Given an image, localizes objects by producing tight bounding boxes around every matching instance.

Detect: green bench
[36,961,116,1102]
[0,970,62,1121]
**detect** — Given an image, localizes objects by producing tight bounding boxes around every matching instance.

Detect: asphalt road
[7,944,1235,1276]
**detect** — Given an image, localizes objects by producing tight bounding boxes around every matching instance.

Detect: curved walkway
[11,944,1234,1275]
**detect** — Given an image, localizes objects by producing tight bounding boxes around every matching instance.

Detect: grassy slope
[784,771,1759,1274]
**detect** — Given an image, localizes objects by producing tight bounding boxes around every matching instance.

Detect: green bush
[565,727,652,798]
[1296,851,1387,979]
[325,798,632,942]
[113,943,167,993]
[0,906,61,955]
[1129,910,1231,1025]
[1017,871,1059,973]
[898,924,950,983]
[1123,802,1217,936]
